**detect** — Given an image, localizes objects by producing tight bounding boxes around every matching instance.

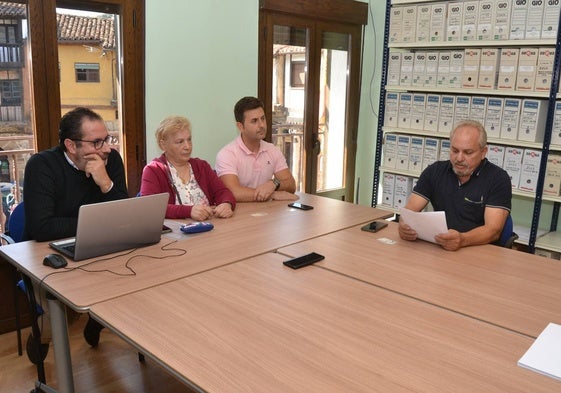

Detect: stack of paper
[518,323,561,381]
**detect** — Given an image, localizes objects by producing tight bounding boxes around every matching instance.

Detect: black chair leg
[13,268,23,356]
[21,275,47,384]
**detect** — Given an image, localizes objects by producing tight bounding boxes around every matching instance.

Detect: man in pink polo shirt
[216,96,298,202]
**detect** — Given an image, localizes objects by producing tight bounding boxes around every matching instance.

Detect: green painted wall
[145,0,259,168]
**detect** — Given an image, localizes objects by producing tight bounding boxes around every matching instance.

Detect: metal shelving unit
[371,0,561,254]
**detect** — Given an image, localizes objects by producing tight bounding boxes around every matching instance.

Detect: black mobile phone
[361,221,388,233]
[288,202,314,210]
[283,252,325,269]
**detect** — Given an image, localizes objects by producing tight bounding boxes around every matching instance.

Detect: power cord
[35,240,188,329]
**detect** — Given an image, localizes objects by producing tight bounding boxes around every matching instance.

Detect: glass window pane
[58,7,123,155]
[0,2,34,232]
[316,31,350,192]
[271,25,308,192]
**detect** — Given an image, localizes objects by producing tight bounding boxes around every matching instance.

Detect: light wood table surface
[0,193,389,393]
[278,222,561,338]
[90,252,561,393]
[0,193,391,309]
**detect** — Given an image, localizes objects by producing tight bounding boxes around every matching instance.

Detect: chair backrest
[498,214,518,248]
[6,202,25,243]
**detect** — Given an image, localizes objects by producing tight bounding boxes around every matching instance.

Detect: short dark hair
[234,96,265,123]
[59,107,104,150]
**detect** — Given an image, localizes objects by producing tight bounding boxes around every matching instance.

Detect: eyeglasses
[71,135,118,150]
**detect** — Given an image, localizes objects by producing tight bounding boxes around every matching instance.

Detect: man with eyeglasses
[22,107,128,361]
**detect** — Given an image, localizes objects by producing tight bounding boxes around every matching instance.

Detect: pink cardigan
[140,154,236,219]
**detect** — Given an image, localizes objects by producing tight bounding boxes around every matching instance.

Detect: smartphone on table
[361,221,388,233]
[288,202,313,210]
[283,252,325,269]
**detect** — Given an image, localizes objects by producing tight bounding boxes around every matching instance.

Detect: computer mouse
[43,253,68,269]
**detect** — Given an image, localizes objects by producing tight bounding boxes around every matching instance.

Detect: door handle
[313,136,321,155]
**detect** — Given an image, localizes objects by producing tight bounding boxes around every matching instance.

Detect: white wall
[145,0,385,206]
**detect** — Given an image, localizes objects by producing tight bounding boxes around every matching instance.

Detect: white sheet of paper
[398,207,448,243]
[518,323,561,381]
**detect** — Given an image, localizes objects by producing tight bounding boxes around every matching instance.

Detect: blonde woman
[141,116,235,220]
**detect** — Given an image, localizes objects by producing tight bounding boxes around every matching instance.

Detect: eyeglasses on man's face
[71,135,118,150]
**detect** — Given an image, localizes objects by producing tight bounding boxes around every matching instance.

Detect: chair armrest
[1,233,15,245]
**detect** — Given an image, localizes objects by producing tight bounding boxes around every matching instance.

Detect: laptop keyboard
[63,244,75,253]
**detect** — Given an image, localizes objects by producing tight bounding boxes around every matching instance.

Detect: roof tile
[0,3,115,49]
[57,14,115,49]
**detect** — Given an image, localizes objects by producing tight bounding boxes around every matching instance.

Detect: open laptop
[49,193,168,261]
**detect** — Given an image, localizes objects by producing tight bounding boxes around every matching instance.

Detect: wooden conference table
[90,252,561,393]
[0,193,390,393]
[278,222,561,339]
[1,193,390,309]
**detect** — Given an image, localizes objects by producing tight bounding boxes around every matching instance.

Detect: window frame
[258,0,367,200]
[74,62,100,83]
[28,0,146,196]
[0,19,18,44]
[289,59,305,88]
[0,78,22,106]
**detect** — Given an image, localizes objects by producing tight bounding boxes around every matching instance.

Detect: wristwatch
[272,177,281,191]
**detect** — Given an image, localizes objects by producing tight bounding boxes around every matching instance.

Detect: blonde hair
[155,116,192,150]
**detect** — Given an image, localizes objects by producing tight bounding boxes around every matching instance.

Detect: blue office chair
[5,201,25,243]
[497,214,518,249]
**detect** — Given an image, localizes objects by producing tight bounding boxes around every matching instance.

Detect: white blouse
[169,162,209,206]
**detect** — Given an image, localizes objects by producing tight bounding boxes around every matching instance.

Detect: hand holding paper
[399,207,448,244]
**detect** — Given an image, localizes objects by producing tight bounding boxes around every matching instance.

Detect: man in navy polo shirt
[398,120,511,251]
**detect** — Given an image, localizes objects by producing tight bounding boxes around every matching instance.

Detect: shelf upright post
[550,202,560,232]
[528,11,561,253]
[371,0,392,207]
